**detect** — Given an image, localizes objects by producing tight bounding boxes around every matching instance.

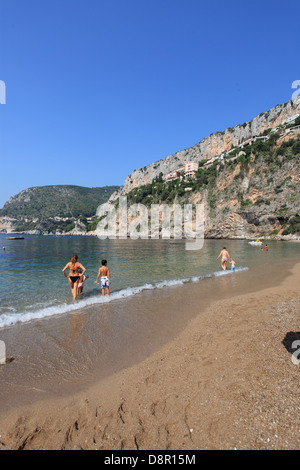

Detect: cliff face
[192,131,300,239]
[119,97,300,195]
[107,126,300,240]
[2,98,299,239]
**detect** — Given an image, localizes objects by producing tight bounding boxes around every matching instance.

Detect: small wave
[0,267,248,329]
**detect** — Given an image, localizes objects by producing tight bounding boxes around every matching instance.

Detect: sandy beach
[0,260,300,450]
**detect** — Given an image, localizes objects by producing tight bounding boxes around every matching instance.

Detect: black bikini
[70,265,79,283]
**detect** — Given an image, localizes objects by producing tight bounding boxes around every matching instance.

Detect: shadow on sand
[282,332,300,361]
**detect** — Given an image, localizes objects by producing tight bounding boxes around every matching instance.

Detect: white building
[164,170,181,182]
[185,162,198,178]
[203,157,217,168]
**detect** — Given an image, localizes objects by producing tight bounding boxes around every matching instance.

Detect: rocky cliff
[194,130,300,239]
[117,97,300,196]
[108,126,300,240]
[2,98,300,239]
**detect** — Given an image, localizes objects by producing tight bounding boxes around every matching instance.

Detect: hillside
[122,129,300,239]
[2,97,300,239]
[0,185,119,234]
[118,96,300,194]
[93,97,300,240]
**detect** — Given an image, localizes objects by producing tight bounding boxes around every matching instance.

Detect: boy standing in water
[95,259,111,296]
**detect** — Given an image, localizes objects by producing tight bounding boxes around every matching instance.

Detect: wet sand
[0,260,300,449]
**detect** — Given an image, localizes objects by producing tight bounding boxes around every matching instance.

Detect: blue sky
[0,0,299,208]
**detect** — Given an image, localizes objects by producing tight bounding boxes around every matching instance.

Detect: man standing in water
[217,247,230,271]
[95,259,111,296]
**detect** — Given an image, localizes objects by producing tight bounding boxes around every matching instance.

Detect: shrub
[241,199,253,209]
[294,116,300,126]
[255,197,271,206]
[282,215,300,235]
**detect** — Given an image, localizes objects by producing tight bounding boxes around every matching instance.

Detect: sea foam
[0,267,248,329]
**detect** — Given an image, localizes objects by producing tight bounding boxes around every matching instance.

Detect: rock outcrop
[117,97,300,196]
[101,124,300,241]
[1,98,299,240]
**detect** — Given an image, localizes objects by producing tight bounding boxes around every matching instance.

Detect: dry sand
[0,263,300,450]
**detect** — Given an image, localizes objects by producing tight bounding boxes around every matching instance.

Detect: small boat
[7,237,25,240]
[248,240,262,246]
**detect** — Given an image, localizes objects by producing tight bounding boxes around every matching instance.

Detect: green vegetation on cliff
[0,185,119,219]
[0,185,119,234]
[125,133,300,237]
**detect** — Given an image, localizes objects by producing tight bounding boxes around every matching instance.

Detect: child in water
[95,259,111,296]
[77,268,89,295]
[230,258,236,271]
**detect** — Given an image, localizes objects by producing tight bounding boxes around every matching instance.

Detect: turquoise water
[0,234,299,328]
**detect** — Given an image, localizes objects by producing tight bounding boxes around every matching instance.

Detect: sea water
[0,234,299,329]
[1,234,300,412]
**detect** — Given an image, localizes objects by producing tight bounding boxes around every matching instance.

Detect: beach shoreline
[2,231,300,242]
[0,260,300,450]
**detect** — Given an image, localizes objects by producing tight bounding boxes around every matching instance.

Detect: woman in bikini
[62,254,86,300]
[217,247,230,271]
